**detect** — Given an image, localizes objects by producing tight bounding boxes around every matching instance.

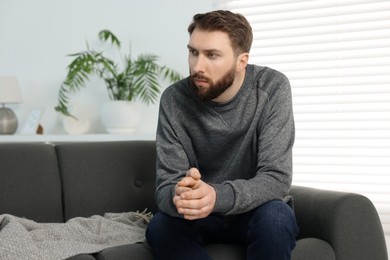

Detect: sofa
[0,140,387,260]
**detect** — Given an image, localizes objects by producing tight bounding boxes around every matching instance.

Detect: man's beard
[189,66,236,102]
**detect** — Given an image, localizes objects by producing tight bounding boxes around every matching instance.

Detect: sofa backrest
[55,140,158,221]
[0,143,64,222]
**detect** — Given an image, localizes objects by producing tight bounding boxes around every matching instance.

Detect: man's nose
[193,55,206,73]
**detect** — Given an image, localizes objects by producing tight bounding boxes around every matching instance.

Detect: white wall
[0,0,212,135]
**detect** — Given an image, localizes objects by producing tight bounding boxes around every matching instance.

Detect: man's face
[187,28,237,102]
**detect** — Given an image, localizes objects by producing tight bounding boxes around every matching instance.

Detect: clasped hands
[173,167,216,220]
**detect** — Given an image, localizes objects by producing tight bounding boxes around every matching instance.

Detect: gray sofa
[0,141,387,260]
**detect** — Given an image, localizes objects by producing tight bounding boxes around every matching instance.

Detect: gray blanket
[0,210,152,260]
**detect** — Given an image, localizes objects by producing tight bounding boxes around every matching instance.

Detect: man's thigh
[147,212,229,244]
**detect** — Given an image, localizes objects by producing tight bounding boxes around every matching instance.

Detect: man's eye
[208,53,218,59]
[189,49,198,56]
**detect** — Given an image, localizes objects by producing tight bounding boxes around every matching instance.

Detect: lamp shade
[0,76,23,104]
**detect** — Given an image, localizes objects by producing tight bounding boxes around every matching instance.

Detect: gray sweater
[155,64,295,217]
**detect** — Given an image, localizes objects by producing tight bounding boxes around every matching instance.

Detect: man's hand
[173,168,216,220]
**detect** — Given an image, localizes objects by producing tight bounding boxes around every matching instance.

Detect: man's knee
[146,212,199,244]
[249,200,298,245]
[146,212,212,260]
[146,212,173,245]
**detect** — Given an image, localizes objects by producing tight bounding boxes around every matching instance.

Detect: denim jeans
[146,200,299,260]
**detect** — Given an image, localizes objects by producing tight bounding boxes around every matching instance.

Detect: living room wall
[0,0,212,135]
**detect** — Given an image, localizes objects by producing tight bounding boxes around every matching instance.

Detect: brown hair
[187,10,253,55]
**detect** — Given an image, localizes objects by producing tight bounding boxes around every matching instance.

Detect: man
[146,10,298,260]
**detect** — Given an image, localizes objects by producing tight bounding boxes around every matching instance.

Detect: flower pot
[63,116,90,135]
[62,103,91,134]
[100,100,142,134]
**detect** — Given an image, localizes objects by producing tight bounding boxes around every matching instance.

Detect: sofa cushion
[206,243,246,259]
[95,243,246,260]
[0,143,63,223]
[55,141,158,221]
[292,238,335,260]
[70,239,336,260]
[203,240,335,260]
[95,243,154,260]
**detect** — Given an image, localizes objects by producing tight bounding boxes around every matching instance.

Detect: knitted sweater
[155,64,295,217]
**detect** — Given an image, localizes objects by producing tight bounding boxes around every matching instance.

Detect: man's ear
[236,52,249,72]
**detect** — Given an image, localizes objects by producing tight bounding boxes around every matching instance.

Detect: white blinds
[214,0,390,241]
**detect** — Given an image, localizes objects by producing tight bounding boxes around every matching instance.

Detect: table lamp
[0,76,23,134]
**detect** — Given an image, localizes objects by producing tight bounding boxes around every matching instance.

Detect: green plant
[55,30,181,118]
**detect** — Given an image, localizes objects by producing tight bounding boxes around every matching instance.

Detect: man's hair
[187,10,253,55]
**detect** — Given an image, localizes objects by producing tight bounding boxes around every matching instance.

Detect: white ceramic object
[63,116,90,134]
[100,100,142,134]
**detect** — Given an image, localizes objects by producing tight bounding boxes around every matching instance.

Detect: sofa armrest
[290,185,388,260]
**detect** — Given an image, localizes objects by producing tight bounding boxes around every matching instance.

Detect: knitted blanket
[0,210,152,260]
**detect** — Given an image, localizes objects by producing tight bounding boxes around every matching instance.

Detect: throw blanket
[0,210,152,260]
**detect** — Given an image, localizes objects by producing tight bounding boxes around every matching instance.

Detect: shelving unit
[0,134,155,143]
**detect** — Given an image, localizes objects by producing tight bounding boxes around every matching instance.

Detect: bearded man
[146,10,298,260]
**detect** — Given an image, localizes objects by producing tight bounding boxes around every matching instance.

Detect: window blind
[214,0,390,246]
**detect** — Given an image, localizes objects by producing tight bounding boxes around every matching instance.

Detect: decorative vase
[62,103,91,134]
[63,116,91,135]
[100,100,142,134]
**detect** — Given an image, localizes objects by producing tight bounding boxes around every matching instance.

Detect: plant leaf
[98,30,121,47]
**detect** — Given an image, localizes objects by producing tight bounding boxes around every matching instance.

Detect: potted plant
[55,30,181,133]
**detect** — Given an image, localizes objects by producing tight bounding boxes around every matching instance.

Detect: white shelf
[0,133,155,143]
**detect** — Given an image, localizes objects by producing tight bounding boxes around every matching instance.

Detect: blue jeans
[146,200,299,260]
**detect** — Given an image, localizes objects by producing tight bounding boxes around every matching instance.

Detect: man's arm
[220,73,295,215]
[154,89,197,217]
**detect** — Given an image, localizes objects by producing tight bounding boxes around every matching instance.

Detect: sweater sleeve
[154,90,194,218]
[224,73,295,215]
